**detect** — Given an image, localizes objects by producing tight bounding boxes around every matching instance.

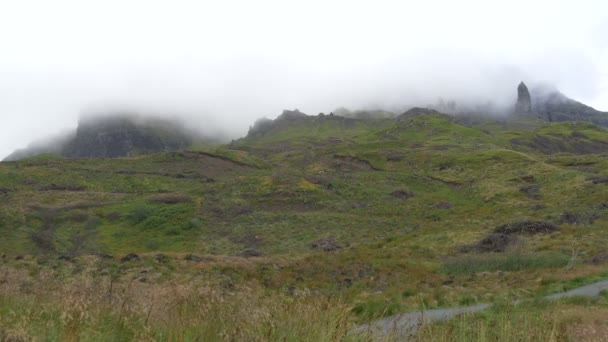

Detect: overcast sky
[1,0,607,159]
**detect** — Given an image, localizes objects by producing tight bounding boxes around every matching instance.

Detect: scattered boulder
[512,175,536,183]
[154,254,171,263]
[19,178,40,186]
[584,252,608,265]
[428,145,454,151]
[106,211,121,223]
[57,254,74,262]
[311,236,342,252]
[589,176,608,184]
[494,220,559,235]
[596,202,608,210]
[120,253,140,262]
[383,150,404,162]
[519,184,541,199]
[571,131,589,139]
[332,156,376,172]
[230,234,263,249]
[305,176,334,189]
[351,201,370,209]
[0,188,15,195]
[96,253,114,260]
[184,254,203,262]
[530,203,546,210]
[559,211,600,225]
[432,201,452,209]
[38,183,86,191]
[65,211,89,223]
[237,249,262,258]
[231,205,254,216]
[437,162,454,171]
[461,220,558,253]
[512,135,608,155]
[147,194,193,204]
[459,233,519,253]
[391,189,415,200]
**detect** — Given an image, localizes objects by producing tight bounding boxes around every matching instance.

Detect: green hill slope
[1,109,608,339]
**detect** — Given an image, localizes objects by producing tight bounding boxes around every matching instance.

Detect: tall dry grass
[0,262,355,341]
[5,258,605,341]
[415,299,608,342]
[415,305,560,342]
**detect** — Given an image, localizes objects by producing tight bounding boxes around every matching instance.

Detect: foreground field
[0,256,353,341]
[1,256,608,341]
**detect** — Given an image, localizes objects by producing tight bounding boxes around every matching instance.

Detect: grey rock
[515,81,532,114]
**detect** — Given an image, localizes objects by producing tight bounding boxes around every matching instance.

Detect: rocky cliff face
[510,82,607,125]
[247,109,356,137]
[396,107,444,122]
[63,115,192,158]
[3,114,194,161]
[531,86,608,125]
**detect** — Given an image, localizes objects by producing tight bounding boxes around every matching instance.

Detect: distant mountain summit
[395,107,443,122]
[531,86,608,125]
[63,114,192,158]
[3,114,194,161]
[246,109,356,137]
[513,82,608,125]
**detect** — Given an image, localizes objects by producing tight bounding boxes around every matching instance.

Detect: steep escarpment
[511,82,608,125]
[63,115,192,158]
[4,114,195,161]
[531,86,608,125]
[246,109,358,138]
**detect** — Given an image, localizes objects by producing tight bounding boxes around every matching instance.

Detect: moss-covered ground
[1,113,608,339]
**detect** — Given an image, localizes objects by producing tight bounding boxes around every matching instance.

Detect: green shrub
[147,194,193,204]
[441,252,571,275]
[352,298,403,321]
[126,205,154,224]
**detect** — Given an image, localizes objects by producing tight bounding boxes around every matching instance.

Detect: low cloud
[0,0,606,159]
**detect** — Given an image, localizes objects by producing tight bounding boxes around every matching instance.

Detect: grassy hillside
[1,111,608,340]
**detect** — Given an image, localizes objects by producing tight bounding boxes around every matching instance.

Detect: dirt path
[353,279,608,340]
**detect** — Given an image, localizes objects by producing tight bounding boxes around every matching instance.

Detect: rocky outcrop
[3,114,194,161]
[247,109,308,137]
[515,82,532,114]
[531,85,608,125]
[395,107,444,122]
[246,109,356,137]
[333,108,398,119]
[276,109,308,121]
[509,82,608,125]
[63,115,192,158]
